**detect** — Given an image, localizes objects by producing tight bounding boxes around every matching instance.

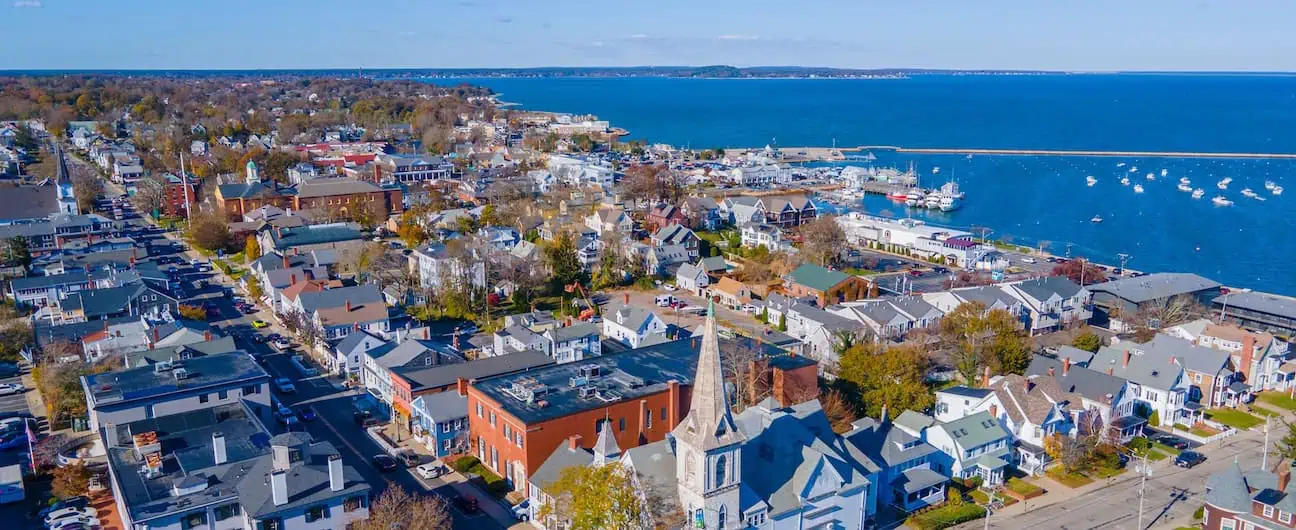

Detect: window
[619,417,626,432]
[305,505,330,522]
[1264,505,1274,517]
[718,506,727,528]
[1281,511,1291,523]
[344,495,366,512]
[489,411,497,427]
[715,454,727,487]
[214,503,240,521]
[1220,518,1236,530]
[256,518,283,530]
[476,403,483,417]
[243,385,258,396]
[218,390,228,400]
[182,511,207,530]
[646,409,653,429]
[1195,373,1203,383]
[198,394,209,403]
[289,448,303,464]
[442,422,452,434]
[661,407,667,423]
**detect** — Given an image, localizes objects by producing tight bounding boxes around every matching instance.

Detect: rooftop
[473,338,701,425]
[270,223,362,250]
[1214,290,1296,320]
[787,263,850,292]
[1090,272,1221,304]
[84,353,268,407]
[295,177,382,199]
[396,349,553,393]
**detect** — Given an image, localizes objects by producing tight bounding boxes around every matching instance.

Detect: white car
[512,500,531,521]
[271,338,293,351]
[416,461,448,480]
[1021,257,1038,264]
[49,514,99,530]
[45,507,98,526]
[0,383,23,396]
[662,284,676,291]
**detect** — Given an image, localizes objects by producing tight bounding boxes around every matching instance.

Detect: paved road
[967,431,1264,530]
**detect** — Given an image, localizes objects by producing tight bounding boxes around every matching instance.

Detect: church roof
[671,301,746,451]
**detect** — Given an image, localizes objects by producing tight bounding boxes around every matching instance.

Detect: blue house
[846,410,949,514]
[410,391,469,458]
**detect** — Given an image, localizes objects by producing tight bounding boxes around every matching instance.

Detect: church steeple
[593,413,621,467]
[672,300,744,451]
[54,144,77,215]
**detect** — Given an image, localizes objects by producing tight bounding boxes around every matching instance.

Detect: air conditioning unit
[578,386,598,399]
[173,368,189,380]
[154,360,173,373]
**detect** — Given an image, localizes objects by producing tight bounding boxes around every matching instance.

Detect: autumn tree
[799,215,846,267]
[1051,258,1108,286]
[538,463,648,530]
[70,166,102,214]
[187,211,231,253]
[1072,330,1103,353]
[397,211,428,248]
[246,274,264,301]
[51,462,92,499]
[938,302,1032,384]
[243,235,261,262]
[820,388,859,434]
[1044,433,1097,474]
[131,173,169,217]
[177,304,208,321]
[1135,294,1205,329]
[836,343,933,418]
[623,164,682,203]
[351,485,451,530]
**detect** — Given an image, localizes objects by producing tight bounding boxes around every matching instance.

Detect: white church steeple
[674,300,744,529]
[54,144,77,215]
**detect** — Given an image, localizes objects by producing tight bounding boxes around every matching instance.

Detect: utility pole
[179,153,192,227]
[1263,416,1271,470]
[1137,454,1151,530]
[1065,243,1073,259]
[1117,253,1131,273]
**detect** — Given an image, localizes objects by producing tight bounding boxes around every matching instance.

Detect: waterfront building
[374,153,454,183]
[835,212,999,269]
[1214,289,1296,337]
[998,276,1093,334]
[1088,273,1222,332]
[784,263,869,307]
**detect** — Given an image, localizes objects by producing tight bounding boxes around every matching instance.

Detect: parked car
[454,495,480,514]
[354,410,381,428]
[1021,257,1038,264]
[0,363,20,377]
[298,406,317,422]
[416,462,449,480]
[907,269,924,277]
[271,338,293,351]
[251,320,269,329]
[512,500,531,521]
[49,515,99,530]
[0,432,27,451]
[45,507,98,526]
[0,383,25,396]
[373,454,399,472]
[1151,433,1191,451]
[39,497,87,519]
[1175,451,1207,468]
[273,378,296,393]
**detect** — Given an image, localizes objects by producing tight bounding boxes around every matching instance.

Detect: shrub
[1126,436,1151,452]
[1148,410,1160,427]
[1194,505,1205,520]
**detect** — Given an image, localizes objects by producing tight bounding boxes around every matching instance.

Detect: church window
[717,506,727,528]
[715,454,727,487]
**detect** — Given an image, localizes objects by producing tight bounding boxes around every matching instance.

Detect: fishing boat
[1265,180,1277,190]
[1116,162,1126,168]
[1090,215,1104,223]
[1217,177,1233,190]
[1242,188,1258,198]
[925,195,942,209]
[1145,172,1156,181]
[1179,177,1191,185]
[1133,184,1145,194]
[1274,186,1285,196]
[887,190,910,201]
[1212,196,1233,206]
[1177,183,1193,193]
[1086,176,1097,187]
[1192,188,1205,199]
[939,181,965,199]
[1120,177,1131,186]
[939,195,959,212]
[1161,169,1168,177]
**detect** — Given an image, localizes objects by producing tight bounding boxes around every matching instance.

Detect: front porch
[963,448,1011,487]
[1014,441,1050,476]
[1107,415,1148,444]
[1221,381,1253,408]
[892,468,948,513]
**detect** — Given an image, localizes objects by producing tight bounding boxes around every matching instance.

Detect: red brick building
[1203,461,1296,529]
[162,174,198,217]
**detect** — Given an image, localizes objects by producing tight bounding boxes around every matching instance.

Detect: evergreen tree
[544,232,584,290]
[1278,420,1296,461]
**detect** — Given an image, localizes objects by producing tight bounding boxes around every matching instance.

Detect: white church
[525,302,878,529]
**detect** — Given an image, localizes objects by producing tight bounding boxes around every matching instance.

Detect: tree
[51,462,92,499]
[836,343,933,418]
[1043,433,1097,474]
[187,211,231,253]
[1136,294,1205,329]
[1051,258,1108,286]
[177,304,208,321]
[1276,420,1296,461]
[538,462,647,530]
[243,235,261,262]
[938,302,1032,384]
[819,388,858,434]
[70,167,102,214]
[131,173,169,217]
[4,236,32,268]
[397,211,429,248]
[800,215,846,267]
[623,164,682,203]
[544,231,583,290]
[246,275,264,301]
[777,313,787,332]
[1072,331,1103,353]
[351,485,451,530]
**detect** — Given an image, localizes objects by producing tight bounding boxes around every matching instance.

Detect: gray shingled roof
[297,284,383,314]
[938,411,1009,451]
[1090,273,1221,304]
[1008,276,1084,304]
[846,417,938,468]
[1027,355,1126,404]
[394,349,553,392]
[1215,290,1296,320]
[531,443,592,491]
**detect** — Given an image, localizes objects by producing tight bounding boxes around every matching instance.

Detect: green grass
[1259,391,1296,411]
[906,502,986,530]
[1252,405,1284,418]
[1006,477,1042,496]
[1046,468,1095,488]
[1089,465,1125,479]
[1146,449,1171,462]
[1189,424,1220,438]
[449,456,510,498]
[1206,408,1265,430]
[1152,442,1181,456]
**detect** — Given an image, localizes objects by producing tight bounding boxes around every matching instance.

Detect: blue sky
[4,0,1296,71]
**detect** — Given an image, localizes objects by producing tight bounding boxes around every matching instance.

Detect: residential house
[410,391,471,459]
[540,322,602,363]
[585,209,633,235]
[846,411,948,513]
[922,285,1029,320]
[332,329,393,378]
[1027,355,1145,443]
[493,326,545,357]
[602,302,667,348]
[675,262,709,295]
[721,197,765,227]
[294,284,392,341]
[710,277,752,309]
[1172,320,1294,393]
[784,304,863,366]
[740,223,791,253]
[1121,334,1246,408]
[361,338,461,409]
[408,242,484,291]
[999,276,1093,334]
[680,196,723,230]
[645,204,687,232]
[936,374,1082,475]
[1091,339,1195,427]
[651,224,701,261]
[785,264,866,307]
[923,411,1014,487]
[830,296,943,342]
[259,223,365,259]
[57,281,179,324]
[1201,461,1296,530]
[80,352,272,432]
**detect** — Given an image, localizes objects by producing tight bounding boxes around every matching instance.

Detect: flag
[25,418,36,474]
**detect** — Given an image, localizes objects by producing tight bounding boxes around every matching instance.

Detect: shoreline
[722,145,1296,161]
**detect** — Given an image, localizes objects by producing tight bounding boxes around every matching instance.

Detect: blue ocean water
[436,75,1296,295]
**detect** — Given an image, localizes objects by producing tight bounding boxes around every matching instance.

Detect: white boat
[1090,215,1103,223]
[1212,196,1233,206]
[1264,180,1276,190]
[1133,184,1145,193]
[1086,176,1097,187]
[1145,172,1155,181]
[1254,196,1267,202]
[1161,169,1168,177]
[905,197,919,207]
[932,167,941,175]
[939,181,965,199]
[1129,166,1139,173]
[1177,183,1193,192]
[863,152,877,161]
[1192,188,1205,199]
[939,196,959,212]
[925,195,942,208]
[1241,188,1258,198]
[1120,177,1131,186]
[1217,177,1232,190]
[1274,186,1284,196]
[1179,177,1191,185]
[1116,162,1126,168]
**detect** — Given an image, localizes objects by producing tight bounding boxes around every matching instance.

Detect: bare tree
[351,485,451,530]
[799,215,847,267]
[131,173,169,216]
[719,338,769,411]
[1136,294,1205,329]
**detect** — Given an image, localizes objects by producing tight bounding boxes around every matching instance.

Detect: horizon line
[2,66,1296,76]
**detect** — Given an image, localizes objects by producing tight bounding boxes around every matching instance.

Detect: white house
[740,223,791,252]
[935,373,1082,475]
[923,411,1014,487]
[585,209,633,235]
[541,322,602,363]
[1027,354,1145,443]
[830,297,943,342]
[602,302,666,348]
[1090,343,1194,427]
[675,262,709,295]
[999,276,1093,334]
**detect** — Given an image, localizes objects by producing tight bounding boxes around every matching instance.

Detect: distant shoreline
[5,68,1296,79]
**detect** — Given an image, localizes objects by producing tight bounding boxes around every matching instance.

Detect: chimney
[1281,465,1292,492]
[270,471,288,506]
[203,330,212,342]
[457,377,468,396]
[345,300,352,312]
[453,333,460,351]
[1169,355,1176,365]
[1063,357,1072,376]
[624,293,629,305]
[212,432,227,465]
[282,254,289,268]
[1123,350,1131,368]
[1241,335,1257,382]
[981,365,991,387]
[328,454,344,492]
[1048,367,1055,377]
[152,327,160,343]
[567,434,583,451]
[290,273,296,286]
[989,403,998,419]
[880,404,888,423]
[1107,366,1114,375]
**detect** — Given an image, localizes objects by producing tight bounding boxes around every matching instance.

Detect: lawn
[1259,391,1296,411]
[1145,449,1171,462]
[1206,408,1265,430]
[1046,468,1095,488]
[1251,405,1283,418]
[1189,424,1221,438]
[1005,477,1043,497]
[906,501,986,530]
[968,489,1017,507]
[1151,442,1181,456]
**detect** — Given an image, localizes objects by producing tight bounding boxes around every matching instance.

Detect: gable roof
[295,178,382,198]
[988,373,1084,426]
[395,349,553,392]
[787,264,850,292]
[1027,355,1126,404]
[1007,276,1084,303]
[936,411,1010,450]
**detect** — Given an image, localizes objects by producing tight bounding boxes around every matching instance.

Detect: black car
[454,495,480,514]
[1152,433,1191,451]
[354,410,382,427]
[1175,451,1207,468]
[373,454,399,472]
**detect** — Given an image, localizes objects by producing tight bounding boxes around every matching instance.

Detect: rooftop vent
[611,371,645,388]
[505,377,549,403]
[577,364,600,379]
[578,386,598,399]
[173,368,189,380]
[153,360,174,373]
[596,389,622,402]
